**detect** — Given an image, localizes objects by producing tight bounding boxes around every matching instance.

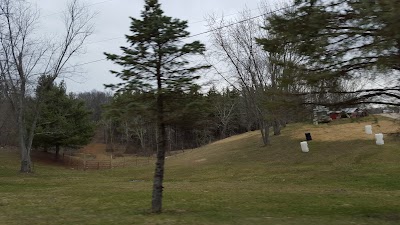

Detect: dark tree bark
[55,145,60,160]
[273,120,281,136]
[152,54,167,213]
[104,0,209,213]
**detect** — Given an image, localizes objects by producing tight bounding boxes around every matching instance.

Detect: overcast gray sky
[34,0,282,93]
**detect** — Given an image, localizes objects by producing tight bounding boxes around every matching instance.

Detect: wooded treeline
[1,0,398,169]
[100,86,312,155]
[0,84,310,153]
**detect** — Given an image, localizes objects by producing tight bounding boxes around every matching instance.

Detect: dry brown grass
[209,131,260,145]
[286,118,398,142]
[164,116,400,168]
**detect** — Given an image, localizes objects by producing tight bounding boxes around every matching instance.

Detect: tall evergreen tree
[104,0,209,213]
[258,0,400,106]
[33,79,94,159]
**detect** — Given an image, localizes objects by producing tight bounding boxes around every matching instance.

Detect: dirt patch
[31,152,66,167]
[210,131,259,145]
[194,158,207,163]
[80,143,107,154]
[78,143,112,159]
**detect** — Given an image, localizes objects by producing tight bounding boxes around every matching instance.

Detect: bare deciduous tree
[207,8,272,144]
[0,0,93,172]
[207,5,309,144]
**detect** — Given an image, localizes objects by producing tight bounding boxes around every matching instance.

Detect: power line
[63,58,108,70]
[185,5,295,40]
[190,6,260,25]
[37,2,292,72]
[184,14,265,40]
[86,37,124,45]
[86,6,263,45]
[72,5,293,68]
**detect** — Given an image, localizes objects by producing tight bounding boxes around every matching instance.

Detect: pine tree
[33,79,94,159]
[104,0,209,213]
[258,0,400,106]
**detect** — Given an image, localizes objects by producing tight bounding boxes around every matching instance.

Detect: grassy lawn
[1,116,400,224]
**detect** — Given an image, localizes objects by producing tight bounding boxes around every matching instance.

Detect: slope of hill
[0,116,399,225]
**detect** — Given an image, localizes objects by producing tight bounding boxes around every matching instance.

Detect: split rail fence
[62,153,152,170]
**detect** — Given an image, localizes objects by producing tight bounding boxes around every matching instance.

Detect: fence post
[97,161,100,170]
[110,154,113,169]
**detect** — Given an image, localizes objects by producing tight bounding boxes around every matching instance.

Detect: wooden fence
[84,160,112,170]
[62,153,152,170]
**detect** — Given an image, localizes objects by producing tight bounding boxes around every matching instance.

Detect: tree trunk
[273,120,281,136]
[260,120,270,145]
[281,119,287,128]
[151,119,166,213]
[20,145,32,173]
[19,129,32,173]
[17,100,33,173]
[221,125,227,139]
[55,145,60,160]
[152,54,166,213]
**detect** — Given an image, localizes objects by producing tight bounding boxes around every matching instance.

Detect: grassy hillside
[1,116,400,225]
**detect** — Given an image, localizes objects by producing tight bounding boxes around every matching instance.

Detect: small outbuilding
[329,111,342,120]
[313,106,332,123]
[341,108,368,118]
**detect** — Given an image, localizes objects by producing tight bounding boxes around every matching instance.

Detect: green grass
[1,117,400,225]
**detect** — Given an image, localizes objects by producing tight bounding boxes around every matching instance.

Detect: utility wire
[190,6,260,25]
[182,6,291,40]
[86,6,263,45]
[202,56,240,92]
[68,5,293,69]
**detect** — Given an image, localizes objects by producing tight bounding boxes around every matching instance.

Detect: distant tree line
[101,86,253,155]
[1,85,395,152]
